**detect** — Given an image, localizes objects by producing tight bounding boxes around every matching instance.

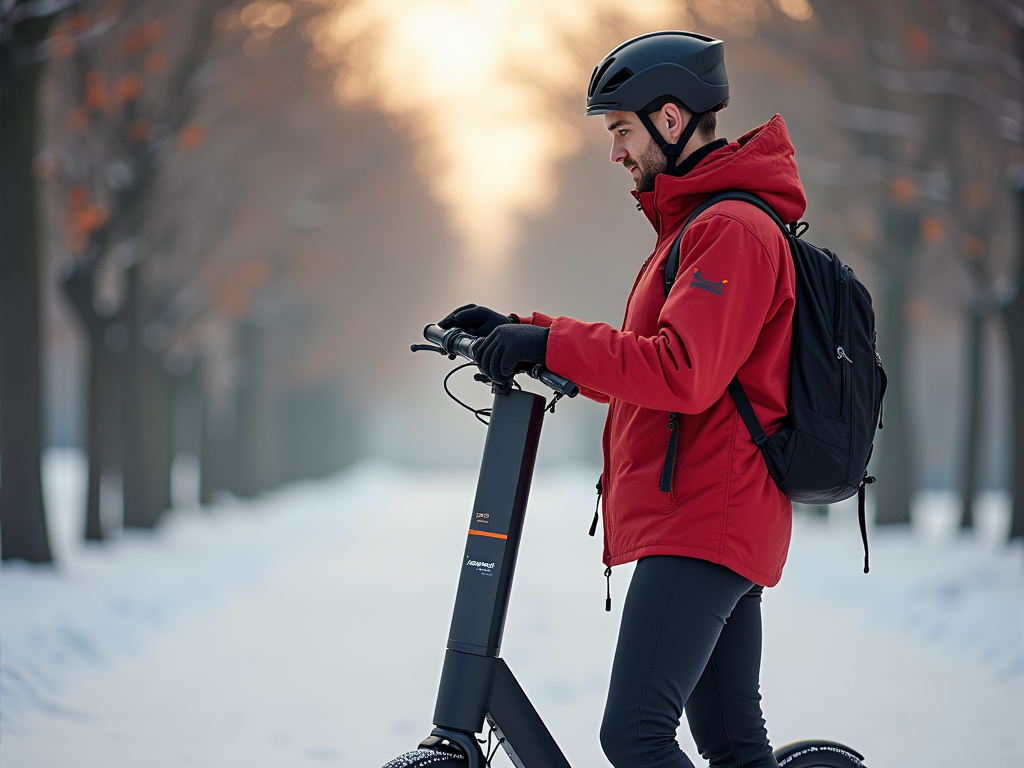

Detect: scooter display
[384,323,867,768]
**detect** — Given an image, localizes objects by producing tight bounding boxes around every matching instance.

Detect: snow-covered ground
[1,450,1021,768]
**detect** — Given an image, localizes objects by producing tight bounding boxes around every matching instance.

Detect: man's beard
[626,138,668,193]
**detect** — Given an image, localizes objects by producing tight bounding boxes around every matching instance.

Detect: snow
[1,449,1021,768]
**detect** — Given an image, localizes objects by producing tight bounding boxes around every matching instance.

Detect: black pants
[600,556,778,768]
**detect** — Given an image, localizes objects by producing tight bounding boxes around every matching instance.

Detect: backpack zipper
[836,262,852,418]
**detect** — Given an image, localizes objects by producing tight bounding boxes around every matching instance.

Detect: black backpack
[662,190,887,572]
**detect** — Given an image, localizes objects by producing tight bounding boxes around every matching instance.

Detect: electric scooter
[385,324,867,768]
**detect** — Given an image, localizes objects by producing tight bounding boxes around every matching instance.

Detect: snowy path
[2,455,1021,767]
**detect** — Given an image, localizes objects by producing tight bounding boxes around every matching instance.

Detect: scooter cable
[443,363,492,424]
[476,725,505,767]
[442,362,524,426]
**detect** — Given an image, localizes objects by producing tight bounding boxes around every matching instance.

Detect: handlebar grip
[423,324,479,360]
[422,324,578,397]
[422,324,446,347]
[530,365,579,398]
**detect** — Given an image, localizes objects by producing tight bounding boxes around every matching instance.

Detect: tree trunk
[231,321,270,498]
[959,301,986,529]
[873,207,919,525]
[1002,286,1024,540]
[120,264,154,527]
[119,264,172,529]
[140,348,173,517]
[83,334,105,540]
[61,255,131,539]
[199,358,233,506]
[0,18,53,562]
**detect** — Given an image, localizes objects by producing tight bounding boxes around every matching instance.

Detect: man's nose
[610,142,627,164]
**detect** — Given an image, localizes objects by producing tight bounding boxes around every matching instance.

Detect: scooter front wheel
[774,739,866,767]
[381,748,467,768]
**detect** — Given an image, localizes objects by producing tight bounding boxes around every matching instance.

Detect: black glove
[474,324,549,383]
[438,304,516,337]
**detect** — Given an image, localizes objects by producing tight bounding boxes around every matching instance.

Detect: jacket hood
[635,114,806,236]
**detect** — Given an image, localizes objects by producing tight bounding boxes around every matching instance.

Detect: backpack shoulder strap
[661,189,794,451]
[663,189,791,298]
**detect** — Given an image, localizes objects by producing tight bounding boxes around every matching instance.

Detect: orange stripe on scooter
[468,529,508,540]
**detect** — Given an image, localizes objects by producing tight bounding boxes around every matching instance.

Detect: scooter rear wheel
[381,748,467,768]
[774,739,866,767]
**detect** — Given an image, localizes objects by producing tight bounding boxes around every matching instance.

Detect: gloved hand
[438,304,516,337]
[474,324,549,384]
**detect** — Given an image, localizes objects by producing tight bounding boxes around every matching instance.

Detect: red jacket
[523,115,805,586]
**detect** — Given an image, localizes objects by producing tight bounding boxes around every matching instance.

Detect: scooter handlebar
[422,324,579,398]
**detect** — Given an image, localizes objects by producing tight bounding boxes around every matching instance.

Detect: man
[439,31,804,768]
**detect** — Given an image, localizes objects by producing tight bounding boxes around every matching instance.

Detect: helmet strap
[637,110,704,177]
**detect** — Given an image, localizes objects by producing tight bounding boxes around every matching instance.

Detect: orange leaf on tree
[114,74,143,103]
[67,106,88,132]
[67,185,90,208]
[144,50,167,74]
[143,21,166,44]
[238,260,269,287]
[906,26,932,58]
[179,123,206,151]
[54,38,77,59]
[919,216,945,243]
[68,13,90,32]
[218,286,250,318]
[889,177,916,205]
[964,235,985,260]
[74,205,107,234]
[129,118,151,144]
[123,30,146,56]
[86,85,108,110]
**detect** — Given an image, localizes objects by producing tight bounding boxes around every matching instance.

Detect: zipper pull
[589,476,603,537]
[604,567,613,612]
[836,346,852,363]
[876,356,884,434]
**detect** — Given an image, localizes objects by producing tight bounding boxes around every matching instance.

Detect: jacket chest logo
[689,268,728,296]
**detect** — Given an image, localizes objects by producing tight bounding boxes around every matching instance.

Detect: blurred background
[1,0,1023,554]
[1,1,1022,765]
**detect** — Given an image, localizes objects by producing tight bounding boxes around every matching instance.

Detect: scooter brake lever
[410,343,446,354]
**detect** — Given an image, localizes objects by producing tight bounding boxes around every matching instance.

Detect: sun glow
[310,0,677,265]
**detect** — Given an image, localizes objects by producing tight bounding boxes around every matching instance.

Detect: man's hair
[697,110,717,139]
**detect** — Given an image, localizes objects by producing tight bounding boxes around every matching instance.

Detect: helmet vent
[601,68,633,94]
[590,58,616,97]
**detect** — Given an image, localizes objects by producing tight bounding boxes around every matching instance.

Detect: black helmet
[586,31,729,172]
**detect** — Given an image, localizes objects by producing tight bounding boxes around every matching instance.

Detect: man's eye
[618,129,627,136]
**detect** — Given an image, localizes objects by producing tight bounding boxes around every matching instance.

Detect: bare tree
[0,0,85,562]
[753,1,1023,535]
[42,0,231,535]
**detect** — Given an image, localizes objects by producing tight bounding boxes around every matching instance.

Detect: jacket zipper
[659,412,681,493]
[600,400,613,564]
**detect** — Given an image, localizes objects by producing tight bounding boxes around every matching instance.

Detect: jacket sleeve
[544,212,782,413]
[515,312,610,404]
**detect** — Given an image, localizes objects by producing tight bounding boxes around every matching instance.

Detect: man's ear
[662,102,689,143]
